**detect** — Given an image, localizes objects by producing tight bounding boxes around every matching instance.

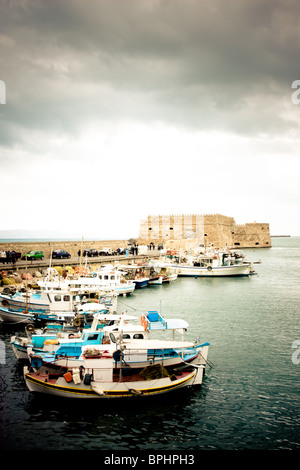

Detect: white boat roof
[103,324,144,333]
[165,319,189,329]
[93,313,137,321]
[124,339,195,349]
[77,303,113,311]
[103,317,188,331]
[81,339,195,352]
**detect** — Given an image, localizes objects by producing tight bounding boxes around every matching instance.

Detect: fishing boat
[96,266,136,295]
[23,359,204,399]
[170,252,253,277]
[132,277,149,288]
[148,275,163,285]
[25,310,210,373]
[115,264,150,288]
[0,288,116,324]
[160,269,178,283]
[147,260,178,283]
[37,265,135,296]
[0,289,52,311]
[10,311,135,360]
[11,321,81,360]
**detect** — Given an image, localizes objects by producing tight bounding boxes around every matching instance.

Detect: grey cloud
[1,0,300,151]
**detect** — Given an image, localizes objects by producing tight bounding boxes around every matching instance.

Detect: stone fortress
[139,213,271,250]
[0,213,271,259]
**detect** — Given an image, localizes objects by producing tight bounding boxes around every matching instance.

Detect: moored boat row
[1,246,259,401]
[11,307,210,399]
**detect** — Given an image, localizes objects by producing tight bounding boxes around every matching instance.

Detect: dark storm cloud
[0,0,299,149]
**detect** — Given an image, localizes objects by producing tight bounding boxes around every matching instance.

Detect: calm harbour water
[0,237,299,453]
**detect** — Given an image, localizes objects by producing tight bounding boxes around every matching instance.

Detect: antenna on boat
[80,235,84,268]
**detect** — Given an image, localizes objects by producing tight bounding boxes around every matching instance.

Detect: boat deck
[28,365,191,384]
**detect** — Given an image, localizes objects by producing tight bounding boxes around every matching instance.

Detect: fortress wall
[233,223,271,247]
[139,214,271,248]
[203,214,235,248]
[2,216,271,257]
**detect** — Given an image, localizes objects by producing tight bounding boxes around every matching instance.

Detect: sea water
[0,237,299,452]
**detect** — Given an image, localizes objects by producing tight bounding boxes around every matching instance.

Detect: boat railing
[5,305,51,315]
[140,311,167,331]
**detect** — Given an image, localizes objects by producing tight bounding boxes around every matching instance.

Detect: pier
[0,239,162,276]
[0,252,161,276]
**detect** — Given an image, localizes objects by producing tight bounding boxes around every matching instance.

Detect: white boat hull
[162,273,178,282]
[27,341,210,379]
[0,307,35,324]
[148,276,163,285]
[29,346,205,370]
[24,366,201,399]
[11,337,31,359]
[114,284,136,295]
[0,294,49,311]
[176,264,251,277]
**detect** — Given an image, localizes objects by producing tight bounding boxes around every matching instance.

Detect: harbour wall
[0,239,129,259]
[0,239,164,278]
[0,217,271,264]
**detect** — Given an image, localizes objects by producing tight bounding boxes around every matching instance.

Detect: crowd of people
[0,251,20,264]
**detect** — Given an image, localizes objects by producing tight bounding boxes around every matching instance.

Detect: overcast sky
[0,0,299,240]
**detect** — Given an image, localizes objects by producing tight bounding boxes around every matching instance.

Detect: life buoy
[25,323,35,334]
[73,317,82,327]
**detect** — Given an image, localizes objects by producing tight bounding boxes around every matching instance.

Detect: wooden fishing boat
[24,358,204,399]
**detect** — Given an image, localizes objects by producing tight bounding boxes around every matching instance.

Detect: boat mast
[25,255,28,314]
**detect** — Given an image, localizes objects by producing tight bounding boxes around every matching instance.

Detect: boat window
[133,334,144,339]
[111,276,115,280]
[54,295,61,301]
[87,334,99,341]
[63,295,70,301]
[104,275,109,280]
[122,334,131,339]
